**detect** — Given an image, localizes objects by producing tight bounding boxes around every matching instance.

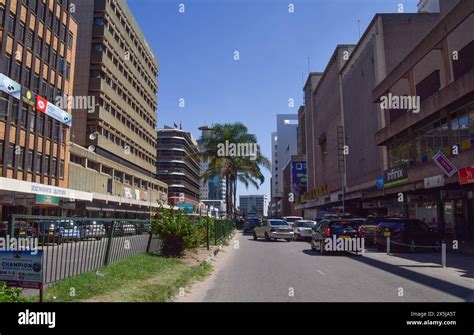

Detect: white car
[253,219,293,242]
[293,220,317,241]
[282,216,303,227]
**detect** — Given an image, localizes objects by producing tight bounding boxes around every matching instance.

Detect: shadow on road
[348,254,473,300]
[367,250,474,279]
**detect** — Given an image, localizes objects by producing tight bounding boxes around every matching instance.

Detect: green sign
[35,195,60,206]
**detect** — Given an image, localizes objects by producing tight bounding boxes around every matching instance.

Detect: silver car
[293,220,317,241]
[253,219,293,242]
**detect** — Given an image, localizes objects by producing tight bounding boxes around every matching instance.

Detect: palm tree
[196,123,270,217]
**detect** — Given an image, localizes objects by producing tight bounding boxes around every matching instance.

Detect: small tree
[0,283,26,303]
[151,208,199,257]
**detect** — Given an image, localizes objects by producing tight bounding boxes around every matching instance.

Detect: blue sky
[127,0,419,203]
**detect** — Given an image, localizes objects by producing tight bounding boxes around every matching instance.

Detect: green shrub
[0,283,26,303]
[151,209,201,256]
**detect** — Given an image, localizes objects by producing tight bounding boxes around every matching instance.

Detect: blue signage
[376,176,384,190]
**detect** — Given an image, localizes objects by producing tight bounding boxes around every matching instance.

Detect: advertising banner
[432,151,457,178]
[0,251,43,289]
[36,95,72,127]
[0,74,21,100]
[384,166,408,188]
[459,166,474,185]
[291,161,307,196]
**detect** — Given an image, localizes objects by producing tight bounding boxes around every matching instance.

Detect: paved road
[180,232,474,302]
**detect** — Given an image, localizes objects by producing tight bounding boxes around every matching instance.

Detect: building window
[94,18,104,25]
[52,52,57,66]
[3,55,11,76]
[29,111,36,132]
[65,62,71,80]
[12,62,20,82]
[7,15,15,34]
[44,155,50,175]
[11,102,19,124]
[0,141,3,164]
[93,43,102,52]
[26,30,33,49]
[51,158,57,177]
[27,150,34,171]
[7,145,14,166]
[35,38,42,55]
[20,106,28,127]
[0,95,9,121]
[38,114,45,134]
[0,6,4,25]
[59,159,64,179]
[17,147,24,169]
[68,31,73,49]
[43,44,50,62]
[17,23,25,42]
[23,69,30,88]
[39,3,46,21]
[35,153,42,173]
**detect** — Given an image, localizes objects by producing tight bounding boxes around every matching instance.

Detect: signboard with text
[0,74,21,100]
[0,251,43,289]
[459,166,474,185]
[384,166,408,188]
[432,151,457,178]
[36,95,72,127]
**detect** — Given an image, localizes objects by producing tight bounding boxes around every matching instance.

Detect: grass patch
[38,253,212,302]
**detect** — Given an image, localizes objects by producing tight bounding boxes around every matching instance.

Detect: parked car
[59,220,82,242]
[374,218,441,252]
[82,222,106,240]
[311,219,363,254]
[35,222,62,245]
[293,220,317,241]
[282,216,303,227]
[135,222,151,235]
[0,221,35,238]
[253,219,293,242]
[114,222,136,236]
[359,217,392,246]
[243,218,260,233]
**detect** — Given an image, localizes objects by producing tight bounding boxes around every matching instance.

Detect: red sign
[459,166,474,185]
[35,96,47,113]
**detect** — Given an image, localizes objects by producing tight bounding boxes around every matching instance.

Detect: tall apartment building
[66,0,168,217]
[156,127,200,208]
[239,194,268,219]
[0,0,94,220]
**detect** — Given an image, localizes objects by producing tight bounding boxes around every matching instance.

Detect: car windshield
[381,221,404,229]
[296,221,315,228]
[329,221,356,229]
[269,220,288,226]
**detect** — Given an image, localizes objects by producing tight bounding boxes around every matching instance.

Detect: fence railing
[7,215,155,286]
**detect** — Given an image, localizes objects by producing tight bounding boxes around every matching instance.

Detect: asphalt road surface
[178,231,474,302]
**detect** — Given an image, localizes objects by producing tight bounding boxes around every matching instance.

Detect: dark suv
[311,219,363,254]
[374,218,441,252]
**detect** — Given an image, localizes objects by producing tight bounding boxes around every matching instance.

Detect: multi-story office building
[0,0,94,219]
[372,0,474,241]
[271,115,298,199]
[156,127,200,208]
[296,7,441,218]
[239,194,268,219]
[66,0,168,217]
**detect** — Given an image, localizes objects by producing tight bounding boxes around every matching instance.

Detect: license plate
[20,230,26,235]
[383,231,391,237]
[278,229,287,232]
[340,235,350,239]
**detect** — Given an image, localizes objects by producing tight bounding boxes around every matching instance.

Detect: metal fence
[7,215,155,285]
[4,215,236,287]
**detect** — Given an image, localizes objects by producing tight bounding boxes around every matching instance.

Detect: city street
[178,231,474,302]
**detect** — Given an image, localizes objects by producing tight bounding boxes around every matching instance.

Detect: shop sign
[21,88,36,107]
[384,166,408,188]
[424,175,445,189]
[0,251,43,289]
[441,190,465,200]
[432,151,457,178]
[0,74,21,100]
[375,176,384,190]
[35,195,59,206]
[459,166,474,185]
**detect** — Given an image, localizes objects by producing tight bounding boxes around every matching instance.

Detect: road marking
[317,269,325,275]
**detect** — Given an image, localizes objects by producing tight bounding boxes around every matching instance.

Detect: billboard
[291,161,307,196]
[0,74,21,100]
[0,251,43,289]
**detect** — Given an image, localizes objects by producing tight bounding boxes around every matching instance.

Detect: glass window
[29,111,36,132]
[0,96,9,121]
[7,15,15,34]
[38,114,44,134]
[35,153,42,173]
[26,30,33,49]
[68,31,73,49]
[17,23,25,41]
[11,102,19,124]
[7,145,14,166]
[59,160,64,179]
[3,54,11,75]
[28,150,34,171]
[0,141,3,164]
[51,159,57,177]
[20,106,28,127]
[0,6,4,25]
[17,147,24,169]
[44,155,50,175]
[23,69,30,88]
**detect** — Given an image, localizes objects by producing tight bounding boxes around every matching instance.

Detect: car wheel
[252,232,257,240]
[265,232,270,241]
[286,239,291,242]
